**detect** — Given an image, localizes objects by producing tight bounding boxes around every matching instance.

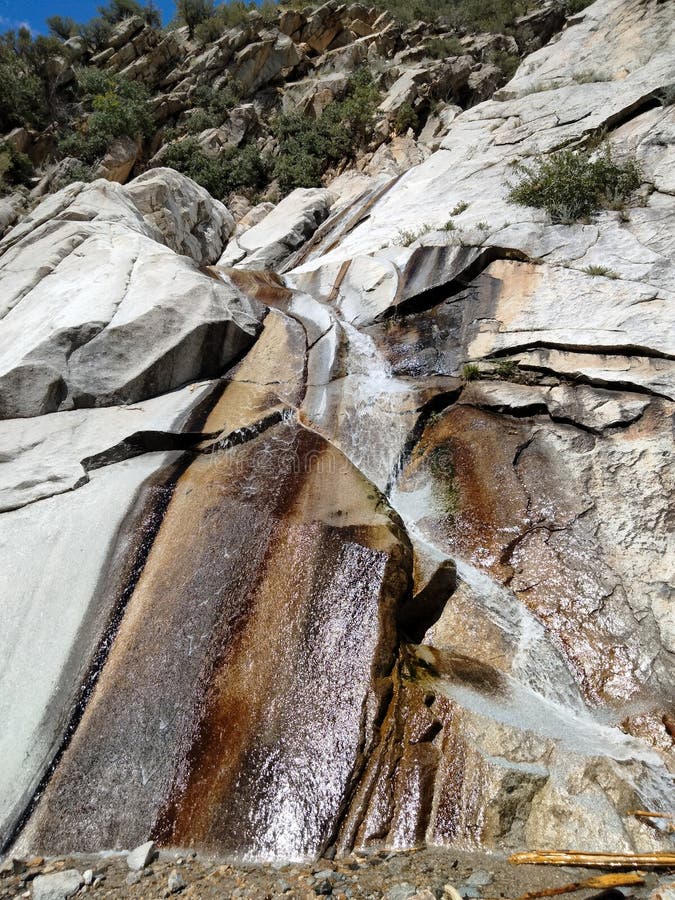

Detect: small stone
[315,880,333,896]
[28,857,45,868]
[651,883,675,900]
[83,870,94,886]
[386,885,418,900]
[315,870,334,880]
[126,871,142,885]
[168,868,186,893]
[31,869,83,900]
[0,857,26,875]
[467,871,492,887]
[276,879,292,893]
[127,840,157,870]
[458,887,481,899]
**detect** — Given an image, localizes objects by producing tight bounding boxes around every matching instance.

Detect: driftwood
[628,810,673,818]
[508,850,675,868]
[512,871,645,900]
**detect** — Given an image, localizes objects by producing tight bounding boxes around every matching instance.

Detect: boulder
[94,135,139,183]
[127,840,157,870]
[124,167,235,263]
[300,2,346,53]
[219,187,335,270]
[31,870,83,900]
[107,15,145,51]
[0,175,259,418]
[364,132,431,177]
[0,193,25,237]
[231,32,300,94]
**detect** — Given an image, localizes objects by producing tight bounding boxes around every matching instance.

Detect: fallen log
[508,851,675,868]
[513,871,645,899]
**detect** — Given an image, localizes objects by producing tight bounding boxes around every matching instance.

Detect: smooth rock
[94,135,139,183]
[0,176,259,418]
[127,840,157,870]
[167,868,186,893]
[31,870,83,900]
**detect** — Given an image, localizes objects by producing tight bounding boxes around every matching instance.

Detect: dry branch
[508,851,675,869]
[512,871,645,900]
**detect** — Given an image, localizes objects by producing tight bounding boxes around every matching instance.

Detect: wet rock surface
[0,0,674,880]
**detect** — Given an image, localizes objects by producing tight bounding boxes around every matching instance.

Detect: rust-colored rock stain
[24,420,410,858]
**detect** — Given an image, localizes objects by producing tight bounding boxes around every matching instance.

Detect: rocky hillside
[0,0,571,229]
[0,0,674,881]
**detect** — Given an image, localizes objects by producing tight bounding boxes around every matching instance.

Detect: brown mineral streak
[160,427,404,849]
[158,428,328,845]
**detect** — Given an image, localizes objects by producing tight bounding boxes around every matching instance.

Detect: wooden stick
[508,850,675,868]
[628,810,674,820]
[513,871,645,900]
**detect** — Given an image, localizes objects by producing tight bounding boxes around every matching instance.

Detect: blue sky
[0,0,175,33]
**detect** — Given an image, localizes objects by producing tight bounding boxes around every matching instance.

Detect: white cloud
[0,15,35,33]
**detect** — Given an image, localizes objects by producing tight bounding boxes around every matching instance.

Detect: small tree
[97,0,160,25]
[46,15,77,39]
[176,0,214,38]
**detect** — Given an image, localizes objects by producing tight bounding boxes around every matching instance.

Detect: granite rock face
[0,173,257,419]
[1,0,674,866]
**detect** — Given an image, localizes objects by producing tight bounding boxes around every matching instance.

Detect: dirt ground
[2,846,673,900]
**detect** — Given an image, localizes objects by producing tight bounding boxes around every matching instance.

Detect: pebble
[386,884,418,900]
[467,870,492,887]
[126,871,142,885]
[168,867,186,893]
[83,869,94,885]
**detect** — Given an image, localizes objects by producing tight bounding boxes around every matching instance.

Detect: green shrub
[425,35,464,59]
[0,141,33,188]
[450,200,469,215]
[395,224,432,246]
[394,101,418,134]
[494,358,517,378]
[162,137,269,199]
[0,28,68,131]
[185,108,220,133]
[58,72,152,163]
[272,68,378,192]
[46,15,78,39]
[78,17,113,50]
[563,0,595,14]
[462,363,480,381]
[369,0,527,29]
[583,264,618,278]
[194,0,256,41]
[97,0,161,26]
[176,0,214,38]
[507,148,642,223]
[491,49,519,80]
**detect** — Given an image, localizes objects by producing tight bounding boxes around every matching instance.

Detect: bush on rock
[507,148,642,222]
